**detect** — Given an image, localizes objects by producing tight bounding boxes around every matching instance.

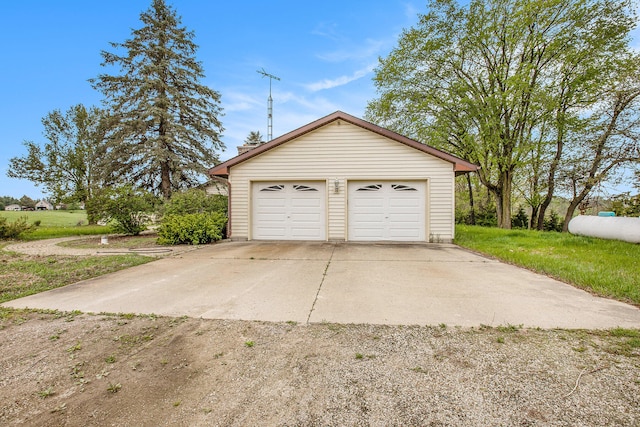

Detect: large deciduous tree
[366,0,637,228]
[7,104,106,211]
[557,75,640,229]
[91,0,224,200]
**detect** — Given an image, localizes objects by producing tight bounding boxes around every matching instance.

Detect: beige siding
[229,120,455,241]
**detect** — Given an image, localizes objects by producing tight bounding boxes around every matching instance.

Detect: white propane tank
[568,215,640,243]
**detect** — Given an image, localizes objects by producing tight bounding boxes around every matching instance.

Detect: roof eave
[207,111,479,177]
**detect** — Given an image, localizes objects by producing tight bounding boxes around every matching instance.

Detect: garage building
[208,111,477,243]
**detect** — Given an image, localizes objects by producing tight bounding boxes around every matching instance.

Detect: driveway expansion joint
[306,243,336,324]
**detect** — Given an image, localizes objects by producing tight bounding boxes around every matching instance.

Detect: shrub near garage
[161,188,227,216]
[157,189,228,245]
[157,212,226,245]
[88,186,158,236]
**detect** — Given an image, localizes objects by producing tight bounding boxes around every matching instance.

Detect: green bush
[163,189,227,216]
[543,210,563,232]
[157,212,227,245]
[89,186,158,236]
[511,206,529,229]
[475,209,498,227]
[0,215,35,239]
[611,193,640,217]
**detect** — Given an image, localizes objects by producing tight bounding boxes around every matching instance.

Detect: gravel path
[4,236,198,257]
[1,313,639,426]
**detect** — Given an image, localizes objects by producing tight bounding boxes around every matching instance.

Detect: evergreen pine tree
[91,0,224,199]
[244,131,264,146]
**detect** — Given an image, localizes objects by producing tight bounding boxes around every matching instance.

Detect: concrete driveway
[4,241,640,328]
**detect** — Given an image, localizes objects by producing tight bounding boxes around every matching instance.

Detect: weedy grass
[0,251,153,303]
[37,387,55,399]
[23,225,109,240]
[107,383,122,393]
[593,328,640,356]
[455,225,640,305]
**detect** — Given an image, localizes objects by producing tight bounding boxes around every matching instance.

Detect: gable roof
[208,111,478,177]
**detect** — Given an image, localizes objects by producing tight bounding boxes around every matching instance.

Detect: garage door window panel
[356,184,382,191]
[293,185,318,192]
[391,184,418,191]
[261,185,285,192]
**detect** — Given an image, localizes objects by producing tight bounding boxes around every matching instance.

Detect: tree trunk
[537,199,549,230]
[466,173,476,225]
[538,105,567,230]
[494,170,513,229]
[563,199,581,232]
[158,111,172,200]
[161,160,172,200]
[530,206,539,229]
[537,145,562,230]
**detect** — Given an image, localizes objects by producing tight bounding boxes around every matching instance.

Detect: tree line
[366,0,640,230]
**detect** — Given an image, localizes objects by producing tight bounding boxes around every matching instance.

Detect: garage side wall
[229,120,456,242]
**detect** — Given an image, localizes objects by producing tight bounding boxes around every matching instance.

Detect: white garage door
[252,182,326,240]
[348,181,426,241]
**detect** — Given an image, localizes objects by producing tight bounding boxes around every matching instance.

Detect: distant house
[4,204,21,211]
[35,200,54,210]
[237,141,263,155]
[204,179,229,196]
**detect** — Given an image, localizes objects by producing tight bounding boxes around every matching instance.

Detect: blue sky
[0,0,420,199]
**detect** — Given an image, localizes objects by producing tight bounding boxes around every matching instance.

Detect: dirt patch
[58,234,161,249]
[1,311,639,426]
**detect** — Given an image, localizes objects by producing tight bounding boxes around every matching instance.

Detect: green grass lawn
[0,210,109,240]
[0,212,153,304]
[455,225,640,306]
[21,225,110,240]
[0,247,153,304]
[1,210,88,227]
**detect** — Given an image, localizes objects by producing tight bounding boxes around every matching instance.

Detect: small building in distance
[4,204,21,211]
[35,200,55,210]
[203,178,229,197]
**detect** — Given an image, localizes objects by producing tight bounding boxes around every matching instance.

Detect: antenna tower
[257,68,281,141]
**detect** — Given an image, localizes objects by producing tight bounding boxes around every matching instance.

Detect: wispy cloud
[311,21,345,42]
[304,64,376,92]
[222,91,262,112]
[316,38,385,63]
[276,91,342,114]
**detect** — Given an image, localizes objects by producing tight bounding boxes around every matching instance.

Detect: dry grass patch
[0,250,153,303]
